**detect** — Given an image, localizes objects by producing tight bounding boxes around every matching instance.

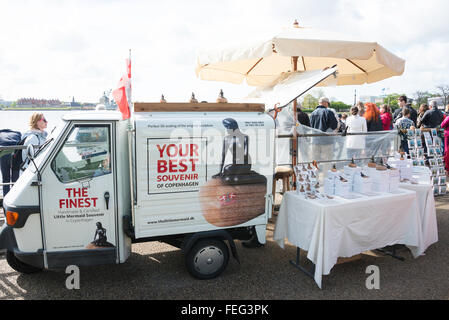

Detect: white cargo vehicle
[0,102,276,279]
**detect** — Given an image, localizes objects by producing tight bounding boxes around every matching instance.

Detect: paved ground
[0,195,448,300]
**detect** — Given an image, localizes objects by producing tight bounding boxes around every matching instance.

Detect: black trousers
[0,155,19,196]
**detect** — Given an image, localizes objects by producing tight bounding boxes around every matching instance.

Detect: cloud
[0,0,448,104]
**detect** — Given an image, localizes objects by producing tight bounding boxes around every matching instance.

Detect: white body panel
[14,215,43,252]
[133,112,275,239]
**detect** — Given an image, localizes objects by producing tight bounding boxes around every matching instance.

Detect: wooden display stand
[133,102,265,113]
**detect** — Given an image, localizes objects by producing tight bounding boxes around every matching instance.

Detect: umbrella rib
[245,58,264,76]
[301,57,306,71]
[346,59,367,74]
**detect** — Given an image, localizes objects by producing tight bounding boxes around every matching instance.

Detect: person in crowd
[310,97,338,132]
[380,104,393,131]
[420,100,444,128]
[444,104,449,117]
[21,113,48,170]
[341,113,348,124]
[337,114,347,133]
[296,104,310,127]
[0,129,22,195]
[364,103,383,132]
[417,104,429,128]
[395,108,415,153]
[394,95,418,125]
[440,115,449,175]
[356,101,365,117]
[310,97,338,167]
[345,106,367,160]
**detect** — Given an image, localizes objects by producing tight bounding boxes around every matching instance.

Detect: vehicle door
[40,122,118,268]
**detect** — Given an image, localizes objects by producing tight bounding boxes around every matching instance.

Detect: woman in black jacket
[364,103,383,131]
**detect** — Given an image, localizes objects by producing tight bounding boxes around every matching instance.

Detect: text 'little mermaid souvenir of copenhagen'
[199,118,267,227]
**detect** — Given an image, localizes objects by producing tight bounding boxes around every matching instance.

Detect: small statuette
[217,89,228,103]
[160,94,167,103]
[190,92,198,103]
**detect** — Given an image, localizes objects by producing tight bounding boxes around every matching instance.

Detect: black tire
[185,238,229,280]
[6,251,42,274]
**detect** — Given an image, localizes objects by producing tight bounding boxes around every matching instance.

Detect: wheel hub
[194,246,224,275]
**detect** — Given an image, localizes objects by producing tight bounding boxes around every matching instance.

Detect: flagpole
[126,49,136,228]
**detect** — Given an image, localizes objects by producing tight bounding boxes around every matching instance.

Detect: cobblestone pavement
[0,195,448,300]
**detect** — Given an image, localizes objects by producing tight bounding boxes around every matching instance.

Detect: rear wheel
[6,251,42,274]
[185,239,229,280]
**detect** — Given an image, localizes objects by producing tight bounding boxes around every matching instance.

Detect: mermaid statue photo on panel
[200,118,267,227]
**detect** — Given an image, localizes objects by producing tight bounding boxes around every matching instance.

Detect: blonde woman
[21,113,48,169]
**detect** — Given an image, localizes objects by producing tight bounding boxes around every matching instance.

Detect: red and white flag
[113,51,132,120]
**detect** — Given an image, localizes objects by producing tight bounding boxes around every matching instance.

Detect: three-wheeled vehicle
[0,102,276,279]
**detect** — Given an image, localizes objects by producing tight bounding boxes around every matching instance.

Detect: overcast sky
[1,0,448,105]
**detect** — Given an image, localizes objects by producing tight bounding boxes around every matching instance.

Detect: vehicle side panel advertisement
[135,114,274,237]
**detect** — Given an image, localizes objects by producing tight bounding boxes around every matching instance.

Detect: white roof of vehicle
[62,111,123,121]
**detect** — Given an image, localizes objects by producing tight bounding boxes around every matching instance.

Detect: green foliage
[382,93,404,111]
[330,101,351,112]
[301,94,318,110]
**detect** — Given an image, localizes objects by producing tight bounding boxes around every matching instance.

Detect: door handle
[104,192,110,210]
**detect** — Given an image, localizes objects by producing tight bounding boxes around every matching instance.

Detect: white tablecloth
[399,183,438,251]
[273,189,427,289]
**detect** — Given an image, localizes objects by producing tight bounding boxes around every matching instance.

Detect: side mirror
[26,144,35,160]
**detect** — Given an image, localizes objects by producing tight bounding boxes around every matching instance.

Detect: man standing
[309,97,338,168]
[394,95,417,125]
[310,97,338,132]
[420,101,444,128]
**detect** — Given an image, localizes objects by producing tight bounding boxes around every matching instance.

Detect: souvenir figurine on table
[348,158,357,168]
[368,156,377,168]
[408,139,416,149]
[409,150,417,158]
[189,92,198,103]
[160,94,167,103]
[216,89,228,103]
[406,129,414,140]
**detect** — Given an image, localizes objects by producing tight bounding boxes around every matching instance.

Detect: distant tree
[383,93,405,111]
[330,101,351,113]
[301,94,318,110]
[436,85,449,105]
[413,91,433,107]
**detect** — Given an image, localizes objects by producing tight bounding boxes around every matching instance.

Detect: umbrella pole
[291,56,298,190]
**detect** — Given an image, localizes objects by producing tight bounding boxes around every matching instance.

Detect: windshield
[30,119,68,170]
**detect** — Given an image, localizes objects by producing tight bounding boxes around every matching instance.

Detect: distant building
[70,97,81,107]
[16,98,62,108]
[359,95,380,104]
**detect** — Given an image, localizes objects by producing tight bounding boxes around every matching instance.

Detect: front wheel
[185,239,229,280]
[6,251,42,274]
